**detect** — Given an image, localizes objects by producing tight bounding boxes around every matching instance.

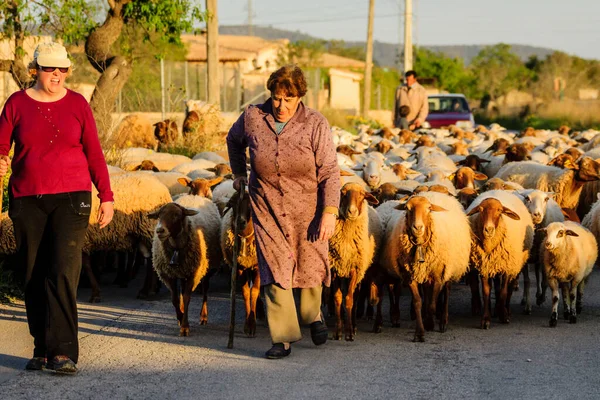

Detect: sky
[217,0,600,60]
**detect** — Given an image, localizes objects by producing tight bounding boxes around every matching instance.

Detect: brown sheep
[177,177,224,198]
[391,163,418,179]
[504,143,532,163]
[398,129,414,144]
[206,163,233,177]
[132,160,160,172]
[337,145,362,159]
[564,147,583,160]
[547,154,578,169]
[153,119,179,149]
[370,183,399,204]
[378,127,395,140]
[113,114,157,150]
[485,138,510,155]
[183,110,200,138]
[414,135,435,149]
[449,141,469,156]
[448,166,488,190]
[456,155,491,172]
[456,187,479,209]
[558,125,570,135]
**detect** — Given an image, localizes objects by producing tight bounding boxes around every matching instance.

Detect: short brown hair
[267,65,307,98]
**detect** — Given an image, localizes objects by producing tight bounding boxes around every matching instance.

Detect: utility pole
[397,1,402,72]
[206,0,220,107]
[248,0,254,36]
[403,0,413,73]
[362,0,375,117]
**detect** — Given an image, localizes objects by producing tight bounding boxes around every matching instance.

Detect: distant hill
[220,25,557,67]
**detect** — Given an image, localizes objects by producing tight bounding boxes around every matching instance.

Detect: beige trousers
[264,283,322,344]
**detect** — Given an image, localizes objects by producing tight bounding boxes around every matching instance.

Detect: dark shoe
[265,343,291,359]
[310,314,328,346]
[25,357,46,371]
[47,356,78,375]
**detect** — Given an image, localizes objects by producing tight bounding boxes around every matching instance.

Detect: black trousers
[10,191,91,363]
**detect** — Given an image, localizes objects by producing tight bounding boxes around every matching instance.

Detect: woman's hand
[318,213,337,241]
[97,202,114,229]
[0,155,9,178]
[233,176,248,191]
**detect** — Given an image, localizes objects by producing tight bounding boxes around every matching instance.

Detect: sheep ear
[563,159,579,170]
[340,170,355,177]
[565,229,579,237]
[363,192,379,205]
[536,227,547,234]
[406,169,419,174]
[206,167,216,172]
[208,176,224,187]
[430,204,448,212]
[492,150,507,156]
[148,210,160,219]
[455,159,466,166]
[183,208,199,216]
[177,177,192,187]
[152,166,160,172]
[466,206,481,216]
[474,172,488,181]
[502,207,521,220]
[447,173,456,181]
[132,164,142,171]
[479,158,491,163]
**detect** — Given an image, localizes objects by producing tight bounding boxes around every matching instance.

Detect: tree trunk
[0,0,33,89]
[85,0,133,141]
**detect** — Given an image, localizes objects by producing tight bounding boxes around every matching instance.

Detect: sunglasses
[39,66,69,73]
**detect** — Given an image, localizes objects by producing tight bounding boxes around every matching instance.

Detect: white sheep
[540,221,597,327]
[515,189,565,313]
[495,157,600,209]
[328,183,382,341]
[581,193,600,255]
[466,190,534,329]
[379,191,471,341]
[149,200,221,336]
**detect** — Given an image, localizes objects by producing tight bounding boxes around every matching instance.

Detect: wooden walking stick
[227,180,245,349]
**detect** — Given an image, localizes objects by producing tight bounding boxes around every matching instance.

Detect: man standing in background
[394,70,429,130]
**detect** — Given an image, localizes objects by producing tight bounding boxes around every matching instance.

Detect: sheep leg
[332,277,344,340]
[390,279,402,327]
[481,276,492,330]
[568,280,579,324]
[576,278,587,315]
[137,258,160,299]
[344,270,359,341]
[356,273,372,319]
[199,277,210,326]
[561,283,571,320]
[180,278,194,336]
[423,282,435,332]
[492,276,501,318]
[497,274,510,324]
[83,253,102,303]
[440,283,451,333]
[521,264,531,314]
[256,285,266,320]
[468,269,482,316]
[426,280,443,332]
[163,278,183,327]
[408,280,425,342]
[537,266,548,306]
[240,269,253,336]
[371,279,384,333]
[548,277,560,327]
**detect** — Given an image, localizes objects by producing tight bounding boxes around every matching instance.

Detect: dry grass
[535,100,600,129]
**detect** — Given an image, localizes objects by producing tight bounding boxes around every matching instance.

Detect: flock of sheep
[5,115,600,343]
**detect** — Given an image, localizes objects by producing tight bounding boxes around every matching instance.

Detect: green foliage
[327,40,365,61]
[35,0,101,44]
[0,258,23,304]
[469,43,533,100]
[414,47,474,95]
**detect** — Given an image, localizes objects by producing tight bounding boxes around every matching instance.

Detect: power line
[247,12,402,26]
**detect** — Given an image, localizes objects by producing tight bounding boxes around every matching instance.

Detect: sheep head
[456,155,491,172]
[225,190,253,237]
[370,183,398,204]
[486,138,510,155]
[456,188,478,210]
[517,189,553,225]
[205,163,233,177]
[177,177,224,198]
[576,157,600,182]
[149,203,198,243]
[396,196,447,245]
[339,182,378,221]
[503,143,532,163]
[467,198,520,240]
[448,167,487,190]
[542,222,578,252]
[132,160,160,172]
[547,154,577,169]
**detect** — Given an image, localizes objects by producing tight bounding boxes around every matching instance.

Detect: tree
[0,0,204,138]
[469,43,532,102]
[414,47,474,96]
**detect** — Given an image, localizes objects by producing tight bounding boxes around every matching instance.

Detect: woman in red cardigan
[0,42,114,374]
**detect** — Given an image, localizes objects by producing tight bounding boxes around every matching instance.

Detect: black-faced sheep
[540,221,597,327]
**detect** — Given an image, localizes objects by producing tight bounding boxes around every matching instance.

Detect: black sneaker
[25,357,46,371]
[310,314,328,346]
[265,343,291,359]
[47,356,78,375]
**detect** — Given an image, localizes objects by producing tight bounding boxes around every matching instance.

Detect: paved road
[2,269,600,400]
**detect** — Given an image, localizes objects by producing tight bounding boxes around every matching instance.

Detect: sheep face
[448,167,487,190]
[457,188,478,209]
[337,145,361,159]
[370,183,397,204]
[519,190,552,225]
[486,138,510,154]
[391,164,417,179]
[339,183,378,220]
[361,160,382,189]
[149,203,199,242]
[133,160,160,172]
[457,155,491,172]
[206,163,232,177]
[375,140,392,154]
[547,154,577,169]
[576,157,600,182]
[414,135,435,149]
[504,143,531,163]
[153,119,178,145]
[467,198,520,239]
[226,191,253,236]
[482,178,507,192]
[542,223,578,251]
[400,196,447,245]
[177,177,224,198]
